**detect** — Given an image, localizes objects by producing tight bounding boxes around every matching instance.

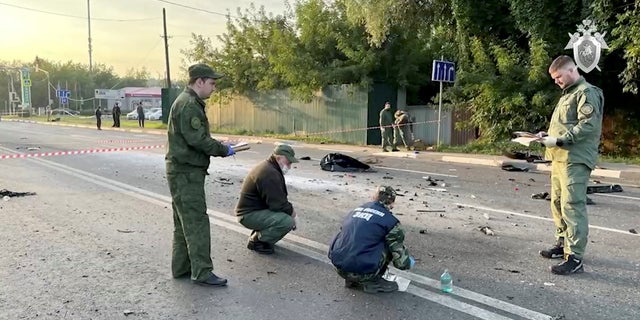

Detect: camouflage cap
[188,63,223,80]
[273,144,299,163]
[376,185,397,204]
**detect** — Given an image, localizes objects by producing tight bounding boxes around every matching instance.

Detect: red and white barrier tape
[96,139,149,144]
[303,119,440,136]
[0,145,165,160]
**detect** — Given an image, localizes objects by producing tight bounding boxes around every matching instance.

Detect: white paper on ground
[382,272,411,292]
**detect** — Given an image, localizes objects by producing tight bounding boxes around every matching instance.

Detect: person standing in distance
[166,63,235,286]
[538,55,604,275]
[379,102,398,152]
[95,107,102,130]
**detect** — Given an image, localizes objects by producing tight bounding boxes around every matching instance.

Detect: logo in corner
[565,19,608,73]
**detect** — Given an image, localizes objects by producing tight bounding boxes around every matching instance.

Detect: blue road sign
[60,97,69,104]
[56,90,71,98]
[431,60,456,83]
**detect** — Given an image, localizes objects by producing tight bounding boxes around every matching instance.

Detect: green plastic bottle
[440,269,453,293]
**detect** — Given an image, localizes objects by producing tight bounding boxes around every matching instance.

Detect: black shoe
[391,148,400,152]
[382,149,389,152]
[345,279,362,289]
[362,277,398,293]
[192,273,228,286]
[247,240,275,255]
[550,255,584,275]
[539,238,564,259]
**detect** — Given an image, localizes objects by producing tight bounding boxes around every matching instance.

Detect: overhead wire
[0,1,160,21]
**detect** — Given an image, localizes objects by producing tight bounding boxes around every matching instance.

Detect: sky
[0,0,289,79]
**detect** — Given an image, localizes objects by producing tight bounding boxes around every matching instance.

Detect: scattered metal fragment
[494,267,520,273]
[478,226,495,236]
[417,209,445,213]
[0,189,37,197]
[419,229,428,234]
[629,229,638,234]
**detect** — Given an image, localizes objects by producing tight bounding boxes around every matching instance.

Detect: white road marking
[2,145,551,320]
[590,193,640,201]
[376,165,459,178]
[455,203,640,237]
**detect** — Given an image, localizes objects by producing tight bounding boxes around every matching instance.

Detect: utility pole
[163,8,171,88]
[87,0,93,72]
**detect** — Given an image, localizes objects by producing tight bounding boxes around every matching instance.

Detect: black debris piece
[586,184,623,194]
[299,156,311,160]
[501,164,529,172]
[0,189,37,197]
[319,153,371,172]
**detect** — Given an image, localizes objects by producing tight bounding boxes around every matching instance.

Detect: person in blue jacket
[328,185,415,293]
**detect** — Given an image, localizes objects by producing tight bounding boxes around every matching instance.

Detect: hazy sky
[0,0,288,78]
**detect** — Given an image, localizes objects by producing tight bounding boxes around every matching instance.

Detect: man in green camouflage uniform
[393,110,414,150]
[329,186,415,293]
[538,55,604,275]
[166,63,235,286]
[379,102,398,152]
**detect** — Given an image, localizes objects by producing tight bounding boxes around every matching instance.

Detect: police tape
[302,119,441,136]
[0,145,165,160]
[96,139,150,144]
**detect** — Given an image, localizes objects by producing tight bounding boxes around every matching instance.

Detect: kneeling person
[235,145,299,254]
[328,186,415,293]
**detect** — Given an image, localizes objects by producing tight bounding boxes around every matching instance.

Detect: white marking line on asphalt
[456,203,640,237]
[6,146,550,320]
[376,166,459,178]
[590,193,640,201]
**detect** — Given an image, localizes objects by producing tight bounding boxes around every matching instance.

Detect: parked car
[147,108,162,121]
[126,108,150,120]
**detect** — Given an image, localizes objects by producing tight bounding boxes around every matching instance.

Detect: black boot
[247,240,275,254]
[362,277,398,293]
[192,273,228,287]
[539,237,564,259]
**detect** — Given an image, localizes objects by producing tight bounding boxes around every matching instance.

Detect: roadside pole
[431,59,456,149]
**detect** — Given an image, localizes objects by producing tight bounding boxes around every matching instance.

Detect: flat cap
[273,144,299,163]
[188,63,223,80]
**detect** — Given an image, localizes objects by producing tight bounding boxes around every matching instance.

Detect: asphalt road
[1,121,638,320]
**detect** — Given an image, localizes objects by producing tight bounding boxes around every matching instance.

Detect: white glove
[535,131,548,138]
[539,136,560,147]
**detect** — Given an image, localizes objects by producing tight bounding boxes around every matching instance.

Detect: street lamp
[34,64,52,119]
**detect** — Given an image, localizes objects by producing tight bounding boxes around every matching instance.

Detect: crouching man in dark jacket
[235,144,299,254]
[328,186,415,293]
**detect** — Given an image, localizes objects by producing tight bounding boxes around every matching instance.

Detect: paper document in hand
[511,136,541,146]
[231,142,250,152]
[511,131,541,146]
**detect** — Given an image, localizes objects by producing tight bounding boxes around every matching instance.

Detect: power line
[0,2,160,21]
[153,0,229,17]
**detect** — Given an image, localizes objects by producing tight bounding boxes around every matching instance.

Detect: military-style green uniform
[379,107,394,151]
[545,76,604,259]
[393,111,413,149]
[166,88,230,281]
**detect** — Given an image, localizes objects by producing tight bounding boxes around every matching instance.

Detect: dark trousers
[138,117,145,127]
[96,118,101,130]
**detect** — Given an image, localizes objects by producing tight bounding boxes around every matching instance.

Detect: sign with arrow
[431,60,456,83]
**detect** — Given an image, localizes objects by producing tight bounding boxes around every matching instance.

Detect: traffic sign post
[431,59,456,148]
[20,68,32,110]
